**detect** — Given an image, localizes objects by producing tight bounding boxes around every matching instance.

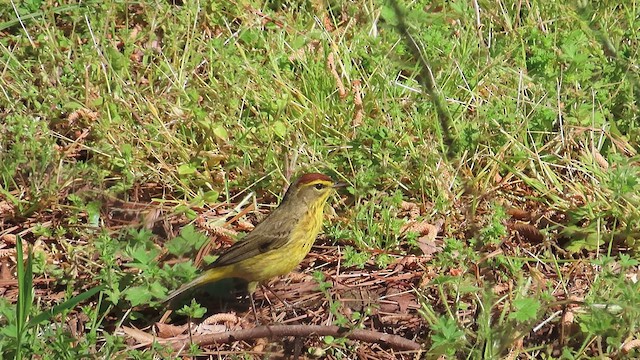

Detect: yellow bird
[164,173,344,303]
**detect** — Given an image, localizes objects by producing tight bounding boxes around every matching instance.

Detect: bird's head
[284,173,345,208]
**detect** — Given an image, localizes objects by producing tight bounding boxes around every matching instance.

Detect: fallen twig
[159,324,421,351]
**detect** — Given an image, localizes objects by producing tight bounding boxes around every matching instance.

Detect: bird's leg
[247,281,260,324]
[260,283,298,318]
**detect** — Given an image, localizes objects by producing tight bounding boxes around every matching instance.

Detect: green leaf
[428,316,464,357]
[619,254,640,268]
[213,125,228,141]
[185,208,198,220]
[166,225,210,256]
[124,245,159,271]
[272,121,287,139]
[86,201,102,227]
[125,286,153,307]
[0,323,17,338]
[176,299,207,319]
[62,101,84,111]
[15,236,33,360]
[178,163,197,176]
[203,190,220,203]
[28,285,106,328]
[380,5,398,26]
[509,298,540,322]
[149,281,167,299]
[16,236,33,331]
[166,236,192,257]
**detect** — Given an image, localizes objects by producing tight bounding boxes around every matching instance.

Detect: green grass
[1,0,639,358]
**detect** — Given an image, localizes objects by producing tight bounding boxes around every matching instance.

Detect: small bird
[164,173,345,304]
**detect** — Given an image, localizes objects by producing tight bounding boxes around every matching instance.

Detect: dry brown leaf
[0,235,31,262]
[0,261,11,280]
[322,13,335,32]
[449,268,463,276]
[120,326,156,344]
[504,337,524,360]
[130,48,144,63]
[400,220,432,235]
[385,288,415,313]
[67,108,98,124]
[394,255,422,270]
[340,288,377,313]
[142,207,162,229]
[401,219,443,256]
[253,337,268,353]
[417,235,440,256]
[327,52,346,99]
[561,308,574,327]
[592,148,609,169]
[0,201,15,217]
[1,234,17,245]
[528,265,548,291]
[510,223,544,243]
[156,322,189,338]
[492,282,510,295]
[400,201,420,219]
[560,308,575,346]
[507,208,531,221]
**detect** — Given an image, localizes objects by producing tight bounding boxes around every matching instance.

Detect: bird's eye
[314,183,325,190]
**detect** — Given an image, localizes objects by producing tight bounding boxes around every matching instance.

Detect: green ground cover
[1,0,639,358]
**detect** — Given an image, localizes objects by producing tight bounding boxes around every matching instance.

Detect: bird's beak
[333,181,347,189]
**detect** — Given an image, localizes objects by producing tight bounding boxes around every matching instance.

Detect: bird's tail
[163,266,233,303]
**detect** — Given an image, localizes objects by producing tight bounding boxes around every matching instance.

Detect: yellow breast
[233,207,323,283]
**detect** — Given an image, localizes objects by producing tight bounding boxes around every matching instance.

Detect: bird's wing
[204,215,293,269]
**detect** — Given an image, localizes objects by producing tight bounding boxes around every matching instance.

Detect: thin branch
[389,0,457,160]
[160,324,421,351]
[472,0,486,47]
